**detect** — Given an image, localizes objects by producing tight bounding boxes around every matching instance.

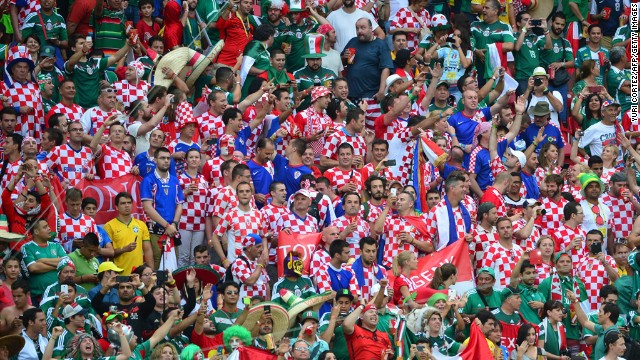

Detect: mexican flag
[225,347,278,360]
[433,322,494,359]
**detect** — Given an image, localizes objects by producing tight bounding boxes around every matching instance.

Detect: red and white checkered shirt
[360,200,386,224]
[274,114,298,156]
[490,157,507,178]
[97,144,132,179]
[45,144,95,187]
[359,164,397,184]
[215,207,265,261]
[389,7,430,50]
[58,212,98,253]
[534,166,562,185]
[470,225,498,272]
[1,81,44,139]
[231,255,269,306]
[10,0,39,28]
[208,186,239,219]
[389,128,418,186]
[462,195,478,222]
[551,223,587,265]
[47,102,84,123]
[381,215,428,268]
[114,79,150,109]
[314,262,358,294]
[331,215,371,257]
[201,157,225,188]
[512,218,541,252]
[2,160,50,194]
[480,242,524,289]
[576,255,617,311]
[260,203,291,263]
[600,192,635,240]
[309,247,330,280]
[295,107,333,160]
[324,167,363,194]
[178,173,209,231]
[345,262,387,303]
[563,184,583,203]
[79,106,120,136]
[426,199,470,251]
[539,196,569,236]
[197,111,225,142]
[276,212,319,235]
[536,262,553,286]
[321,128,367,162]
[374,115,407,142]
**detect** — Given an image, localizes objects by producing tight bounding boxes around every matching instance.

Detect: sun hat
[385,74,403,93]
[311,86,331,103]
[531,102,551,116]
[302,34,326,59]
[172,264,221,293]
[578,172,605,198]
[0,215,24,242]
[63,302,89,319]
[532,67,548,78]
[427,292,448,307]
[0,335,25,357]
[279,289,334,327]
[243,302,290,342]
[152,40,225,88]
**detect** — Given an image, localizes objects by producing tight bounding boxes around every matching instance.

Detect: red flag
[387,240,474,303]
[224,347,278,360]
[460,322,494,360]
[76,174,145,225]
[276,232,322,277]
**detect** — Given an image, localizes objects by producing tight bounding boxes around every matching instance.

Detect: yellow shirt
[471,0,513,25]
[104,217,150,275]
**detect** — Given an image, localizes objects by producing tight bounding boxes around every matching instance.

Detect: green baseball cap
[477,267,496,279]
[301,310,319,323]
[500,286,522,301]
[39,45,56,58]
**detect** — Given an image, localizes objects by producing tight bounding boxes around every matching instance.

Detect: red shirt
[345,325,392,360]
[191,331,224,350]
[136,19,160,48]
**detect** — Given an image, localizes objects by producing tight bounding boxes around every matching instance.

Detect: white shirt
[322,48,344,76]
[526,91,564,128]
[578,121,619,158]
[18,329,48,360]
[127,121,152,155]
[327,8,380,52]
[579,199,612,253]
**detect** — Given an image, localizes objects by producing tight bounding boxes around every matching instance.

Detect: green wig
[223,325,252,348]
[179,344,203,360]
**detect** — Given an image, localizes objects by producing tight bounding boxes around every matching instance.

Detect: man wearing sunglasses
[209,282,241,335]
[578,173,613,254]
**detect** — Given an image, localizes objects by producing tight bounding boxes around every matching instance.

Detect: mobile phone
[530,19,542,26]
[562,163,570,170]
[577,130,585,137]
[243,297,251,305]
[447,289,457,301]
[264,305,271,314]
[156,270,167,285]
[116,275,131,283]
[588,86,601,94]
[417,345,425,352]
[390,188,397,197]
[590,242,602,254]
[383,159,396,167]
[206,138,217,145]
[60,284,68,294]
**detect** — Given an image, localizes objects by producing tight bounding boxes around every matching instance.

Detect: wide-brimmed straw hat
[279,289,334,327]
[0,334,25,357]
[243,302,290,342]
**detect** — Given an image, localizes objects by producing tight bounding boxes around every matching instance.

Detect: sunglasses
[101,87,116,93]
[591,205,604,226]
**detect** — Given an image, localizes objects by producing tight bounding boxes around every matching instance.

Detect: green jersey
[425,335,461,356]
[282,18,319,72]
[517,283,546,324]
[293,66,337,111]
[318,312,349,360]
[563,0,589,23]
[540,37,573,69]
[429,103,453,113]
[538,318,563,356]
[492,308,522,325]
[272,276,316,306]
[628,310,640,341]
[575,46,609,83]
[210,308,241,334]
[594,324,618,360]
[65,57,109,109]
[462,289,502,314]
[91,7,126,54]
[196,0,221,43]
[183,17,203,51]
[606,66,632,112]
[53,326,81,358]
[131,340,152,360]
[241,40,271,99]
[514,32,546,80]
[470,20,515,79]
[612,25,630,46]
[21,10,68,47]
[261,17,289,53]
[538,275,588,340]
[20,241,66,297]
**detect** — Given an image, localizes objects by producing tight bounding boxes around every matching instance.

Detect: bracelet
[138,283,146,290]
[532,142,538,147]
[516,112,524,115]
[450,133,457,138]
[491,77,497,81]
[257,263,264,268]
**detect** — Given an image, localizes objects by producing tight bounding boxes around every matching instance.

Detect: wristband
[138,283,146,290]
[257,263,265,268]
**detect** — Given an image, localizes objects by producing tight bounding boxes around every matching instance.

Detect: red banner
[76,174,145,225]
[387,240,474,304]
[276,232,323,277]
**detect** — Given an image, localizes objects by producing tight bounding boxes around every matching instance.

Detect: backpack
[224,255,251,283]
[293,192,324,227]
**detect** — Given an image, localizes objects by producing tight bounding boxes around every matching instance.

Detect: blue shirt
[523,123,565,153]
[247,159,274,208]
[217,127,253,157]
[273,155,312,198]
[448,107,492,146]
[171,140,200,175]
[471,148,493,191]
[342,38,393,98]
[521,170,540,200]
[139,171,185,225]
[133,151,177,178]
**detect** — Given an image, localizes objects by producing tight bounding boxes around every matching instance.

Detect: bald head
[322,226,340,246]
[356,18,374,42]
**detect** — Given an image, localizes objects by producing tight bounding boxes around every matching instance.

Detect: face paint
[230,337,242,350]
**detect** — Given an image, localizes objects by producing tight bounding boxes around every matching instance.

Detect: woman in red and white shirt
[392,250,424,309]
[177,148,210,268]
[389,0,430,50]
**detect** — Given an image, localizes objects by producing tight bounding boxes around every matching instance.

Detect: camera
[533,78,543,87]
[530,19,542,26]
[445,35,456,43]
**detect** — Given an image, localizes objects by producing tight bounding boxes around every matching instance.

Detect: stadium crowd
[0,0,632,358]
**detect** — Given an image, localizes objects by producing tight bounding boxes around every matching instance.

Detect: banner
[76,174,145,225]
[387,240,475,304]
[276,232,323,277]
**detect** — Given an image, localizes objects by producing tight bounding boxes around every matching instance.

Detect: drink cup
[348,48,356,64]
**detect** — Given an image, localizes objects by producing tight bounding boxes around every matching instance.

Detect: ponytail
[392,251,413,277]
[430,267,444,289]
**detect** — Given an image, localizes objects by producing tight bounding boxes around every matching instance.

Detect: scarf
[444,195,471,246]
[351,256,384,288]
[550,272,581,325]
[266,66,291,86]
[541,317,567,352]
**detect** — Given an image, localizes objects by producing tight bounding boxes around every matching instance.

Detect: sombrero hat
[243,302,290,342]
[172,264,221,293]
[0,215,24,242]
[0,334,25,357]
[279,289,334,327]
[152,40,225,88]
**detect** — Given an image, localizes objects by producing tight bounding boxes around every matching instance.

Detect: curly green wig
[180,344,203,360]
[223,325,252,347]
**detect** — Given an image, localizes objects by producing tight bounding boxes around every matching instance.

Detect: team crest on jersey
[133,226,139,233]
[483,30,491,36]
[46,21,53,31]
[294,171,301,178]
[86,67,94,75]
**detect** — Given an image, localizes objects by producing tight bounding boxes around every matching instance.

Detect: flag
[432,322,494,359]
[76,174,145,225]
[276,232,322,277]
[413,135,448,211]
[387,240,474,303]
[225,347,278,360]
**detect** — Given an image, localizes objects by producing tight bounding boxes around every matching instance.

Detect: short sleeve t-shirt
[344,326,391,360]
[20,241,67,297]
